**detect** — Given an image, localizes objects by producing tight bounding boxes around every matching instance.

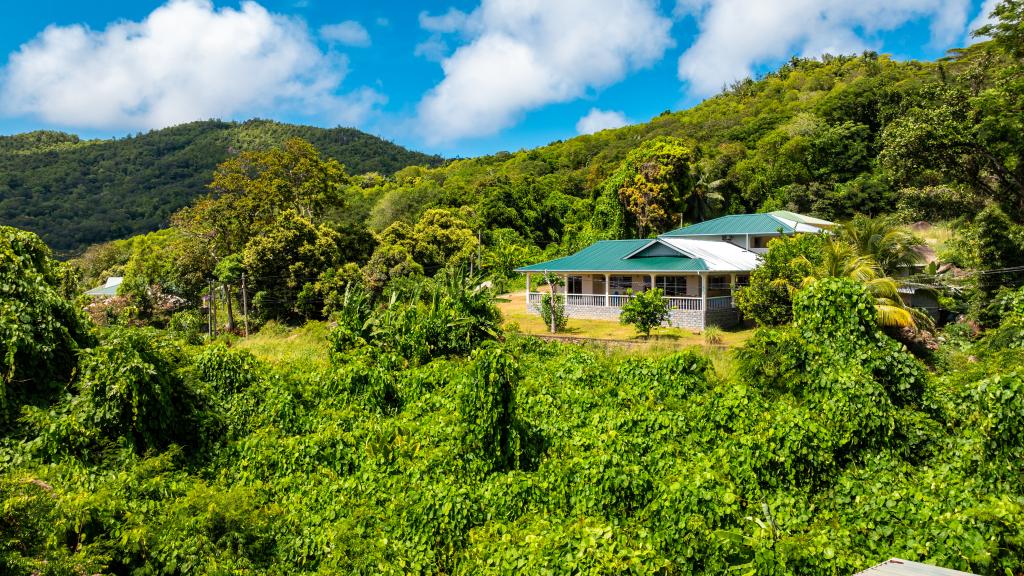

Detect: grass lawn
[497,291,755,348]
[236,320,332,369]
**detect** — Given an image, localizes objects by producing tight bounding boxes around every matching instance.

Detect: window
[709,275,731,290]
[752,235,773,249]
[567,275,582,294]
[592,275,606,295]
[610,275,633,295]
[656,276,687,297]
[736,275,750,287]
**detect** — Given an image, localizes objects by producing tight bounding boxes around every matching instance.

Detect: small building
[897,283,941,320]
[516,212,832,330]
[84,276,123,297]
[853,558,978,576]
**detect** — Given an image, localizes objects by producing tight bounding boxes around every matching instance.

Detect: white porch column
[525,272,532,311]
[700,272,708,312]
[650,273,656,292]
[604,273,610,306]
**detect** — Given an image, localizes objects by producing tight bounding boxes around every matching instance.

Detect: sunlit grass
[235,320,332,369]
[910,222,955,254]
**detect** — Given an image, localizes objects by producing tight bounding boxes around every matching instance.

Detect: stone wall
[528,300,740,331]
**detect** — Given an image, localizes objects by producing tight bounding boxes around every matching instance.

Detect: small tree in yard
[539,272,568,333]
[540,293,568,333]
[620,288,670,338]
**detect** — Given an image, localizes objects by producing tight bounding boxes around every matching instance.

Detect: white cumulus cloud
[0,0,381,130]
[320,20,371,47]
[576,108,629,135]
[416,0,673,144]
[965,0,1000,42]
[675,0,972,96]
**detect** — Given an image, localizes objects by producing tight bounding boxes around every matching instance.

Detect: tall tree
[605,137,694,237]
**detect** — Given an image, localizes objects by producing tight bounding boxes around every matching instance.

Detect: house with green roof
[515,211,832,330]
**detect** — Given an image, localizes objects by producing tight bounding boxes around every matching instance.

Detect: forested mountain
[5,40,1021,258]
[0,120,443,253]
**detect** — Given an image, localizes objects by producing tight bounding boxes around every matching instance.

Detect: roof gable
[660,238,760,271]
[515,239,708,273]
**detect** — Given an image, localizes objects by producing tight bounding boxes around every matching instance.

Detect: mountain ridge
[0,119,444,254]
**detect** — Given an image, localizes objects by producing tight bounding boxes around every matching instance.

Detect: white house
[515,211,834,330]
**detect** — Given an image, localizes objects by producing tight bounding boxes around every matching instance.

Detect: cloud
[419,8,471,34]
[576,108,629,135]
[966,0,1000,42]
[675,0,972,96]
[414,37,450,62]
[416,0,673,144]
[320,20,371,47]
[0,0,381,130]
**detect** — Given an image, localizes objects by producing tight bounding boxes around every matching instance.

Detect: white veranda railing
[527,292,732,311]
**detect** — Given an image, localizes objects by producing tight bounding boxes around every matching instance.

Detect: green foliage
[0,120,442,254]
[539,293,568,333]
[71,329,207,454]
[734,233,824,326]
[604,137,695,237]
[167,309,205,345]
[192,344,265,394]
[242,210,346,322]
[459,344,523,473]
[329,269,500,366]
[703,326,724,345]
[975,205,1024,310]
[619,288,671,338]
[0,226,93,420]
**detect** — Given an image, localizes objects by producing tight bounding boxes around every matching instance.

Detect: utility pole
[207,281,214,339]
[241,273,250,338]
[210,281,217,338]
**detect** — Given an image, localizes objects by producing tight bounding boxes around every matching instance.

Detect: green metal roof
[661,213,796,237]
[515,240,708,273]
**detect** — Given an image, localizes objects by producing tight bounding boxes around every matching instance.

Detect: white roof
[102,276,124,288]
[659,237,761,272]
[769,214,827,234]
[853,558,977,576]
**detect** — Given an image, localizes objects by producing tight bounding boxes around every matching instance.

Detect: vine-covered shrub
[75,329,206,453]
[459,344,523,474]
[192,344,265,394]
[0,226,93,420]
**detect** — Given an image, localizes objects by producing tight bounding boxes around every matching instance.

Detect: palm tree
[836,215,926,276]
[793,238,934,330]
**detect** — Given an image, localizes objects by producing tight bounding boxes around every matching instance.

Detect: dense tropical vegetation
[2,2,1024,574]
[0,119,443,254]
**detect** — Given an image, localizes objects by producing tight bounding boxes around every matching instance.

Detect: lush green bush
[619,287,670,337]
[734,233,824,326]
[0,226,93,423]
[539,292,568,332]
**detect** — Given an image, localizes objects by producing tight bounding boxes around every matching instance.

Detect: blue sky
[0,0,999,158]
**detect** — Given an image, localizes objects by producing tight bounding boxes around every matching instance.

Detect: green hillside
[300,44,1020,260]
[0,119,443,254]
